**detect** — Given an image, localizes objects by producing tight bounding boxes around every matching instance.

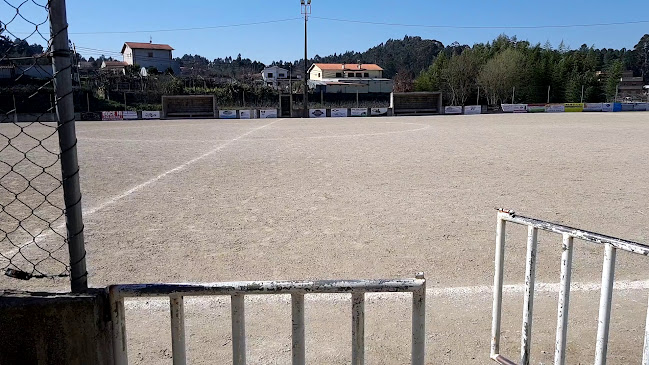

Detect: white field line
[78,137,231,143]
[122,279,649,311]
[75,121,252,134]
[1,119,282,261]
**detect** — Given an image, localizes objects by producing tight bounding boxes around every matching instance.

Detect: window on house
[336,72,342,77]
[148,52,153,58]
[364,72,369,77]
[356,72,362,77]
[347,73,353,77]
[268,73,273,78]
[279,73,285,78]
[318,73,321,77]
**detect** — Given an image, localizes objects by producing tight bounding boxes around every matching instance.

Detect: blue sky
[3,0,648,64]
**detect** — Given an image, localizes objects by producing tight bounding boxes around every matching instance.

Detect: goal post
[161,95,216,119]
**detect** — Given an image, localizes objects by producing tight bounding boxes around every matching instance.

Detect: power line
[311,16,649,30]
[68,18,302,35]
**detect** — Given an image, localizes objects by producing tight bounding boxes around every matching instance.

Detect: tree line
[412,34,649,105]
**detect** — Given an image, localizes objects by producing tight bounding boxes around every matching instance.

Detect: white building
[261,65,297,89]
[120,42,180,75]
[307,63,393,94]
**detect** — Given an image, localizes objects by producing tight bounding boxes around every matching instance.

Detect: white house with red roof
[120,42,180,75]
[307,63,393,94]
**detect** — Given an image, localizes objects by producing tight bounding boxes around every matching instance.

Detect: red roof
[312,63,383,71]
[121,42,174,53]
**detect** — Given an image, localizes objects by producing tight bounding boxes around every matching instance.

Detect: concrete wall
[0,290,113,365]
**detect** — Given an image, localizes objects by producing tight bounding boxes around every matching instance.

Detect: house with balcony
[618,70,646,101]
[307,63,393,94]
[261,65,301,90]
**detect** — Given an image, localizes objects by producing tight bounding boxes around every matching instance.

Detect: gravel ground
[2,113,649,363]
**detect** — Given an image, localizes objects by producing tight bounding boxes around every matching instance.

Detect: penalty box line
[1,119,282,262]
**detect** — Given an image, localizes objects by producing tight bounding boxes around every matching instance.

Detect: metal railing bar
[231,294,246,365]
[170,295,186,365]
[110,291,128,365]
[520,226,538,365]
[498,211,649,256]
[642,294,649,365]
[491,216,507,359]
[595,243,617,365]
[109,278,425,298]
[554,234,574,365]
[352,292,365,365]
[412,272,426,365]
[291,293,306,365]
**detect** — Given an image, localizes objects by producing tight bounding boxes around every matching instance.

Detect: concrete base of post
[0,290,113,365]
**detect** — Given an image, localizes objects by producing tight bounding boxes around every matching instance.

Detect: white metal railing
[490,209,649,365]
[109,273,426,365]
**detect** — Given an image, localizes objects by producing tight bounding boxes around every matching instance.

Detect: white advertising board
[546,104,565,113]
[309,109,327,118]
[350,108,368,117]
[239,110,251,119]
[219,110,237,119]
[331,108,348,118]
[445,106,462,114]
[370,107,388,116]
[583,103,603,112]
[101,111,123,121]
[123,111,138,120]
[259,109,278,118]
[601,103,614,112]
[142,111,160,119]
[501,104,528,113]
[463,105,481,115]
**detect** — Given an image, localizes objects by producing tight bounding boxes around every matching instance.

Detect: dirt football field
[2,112,649,364]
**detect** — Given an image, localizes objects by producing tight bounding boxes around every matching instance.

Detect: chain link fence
[1,0,86,291]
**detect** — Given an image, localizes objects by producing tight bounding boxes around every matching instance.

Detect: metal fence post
[49,0,88,292]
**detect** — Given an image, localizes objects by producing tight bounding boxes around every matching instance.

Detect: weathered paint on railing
[491,209,649,365]
[110,274,426,365]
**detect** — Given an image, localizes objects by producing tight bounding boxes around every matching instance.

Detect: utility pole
[547,85,551,104]
[512,86,515,103]
[581,85,584,103]
[301,0,311,118]
[476,86,480,105]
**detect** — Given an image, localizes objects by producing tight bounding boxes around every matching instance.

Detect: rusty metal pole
[49,0,88,292]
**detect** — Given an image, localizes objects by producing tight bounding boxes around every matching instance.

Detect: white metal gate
[490,209,649,365]
[109,273,426,365]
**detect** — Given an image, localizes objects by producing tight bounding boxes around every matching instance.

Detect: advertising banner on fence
[634,103,648,111]
[621,103,634,112]
[444,106,462,114]
[583,103,603,112]
[463,105,481,115]
[259,109,277,118]
[123,111,138,120]
[546,104,565,113]
[564,103,584,112]
[101,111,123,121]
[142,111,160,119]
[527,104,546,113]
[501,104,528,113]
[309,109,327,118]
[602,103,614,112]
[239,110,251,119]
[370,107,388,116]
[331,108,348,118]
[613,103,622,112]
[350,108,368,117]
[219,110,237,119]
